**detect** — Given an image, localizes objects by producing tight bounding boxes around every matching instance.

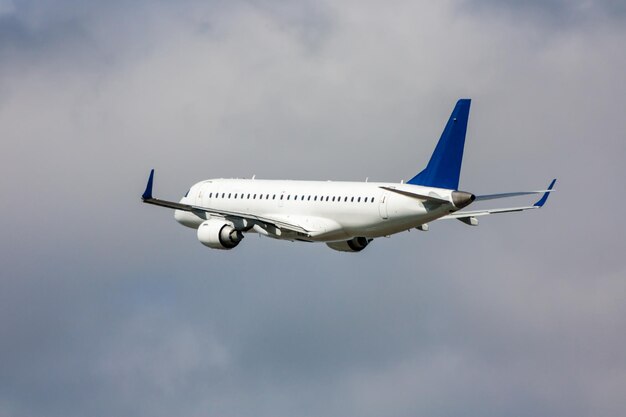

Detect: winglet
[142,169,155,200]
[534,178,556,207]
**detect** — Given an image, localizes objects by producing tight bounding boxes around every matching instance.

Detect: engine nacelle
[197,219,243,250]
[326,237,372,253]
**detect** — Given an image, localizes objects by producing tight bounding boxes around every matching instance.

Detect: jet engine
[326,237,372,253]
[197,219,243,250]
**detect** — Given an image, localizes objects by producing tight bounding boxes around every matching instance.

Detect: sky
[1,0,625,416]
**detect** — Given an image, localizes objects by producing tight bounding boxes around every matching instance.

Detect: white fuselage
[142,100,552,251]
[174,179,458,242]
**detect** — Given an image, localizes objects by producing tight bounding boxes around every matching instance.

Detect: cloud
[462,0,626,27]
[0,0,625,416]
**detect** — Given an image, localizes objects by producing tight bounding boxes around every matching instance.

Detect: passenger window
[208,193,212,198]
[314,196,318,201]
[358,197,361,202]
[351,197,354,202]
[307,196,311,201]
[234,194,237,199]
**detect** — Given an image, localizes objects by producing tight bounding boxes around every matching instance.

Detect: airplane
[141,99,555,252]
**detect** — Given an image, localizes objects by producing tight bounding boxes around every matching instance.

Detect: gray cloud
[462,0,626,26]
[1,0,625,416]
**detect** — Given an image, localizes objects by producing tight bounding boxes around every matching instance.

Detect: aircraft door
[204,185,217,207]
[196,186,204,206]
[378,193,389,219]
[195,183,216,207]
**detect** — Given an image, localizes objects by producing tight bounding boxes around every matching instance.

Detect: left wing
[141,169,312,235]
[442,179,556,223]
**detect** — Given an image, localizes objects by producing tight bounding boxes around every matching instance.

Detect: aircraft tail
[407,99,471,190]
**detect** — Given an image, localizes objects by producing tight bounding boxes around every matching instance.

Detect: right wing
[442,179,556,224]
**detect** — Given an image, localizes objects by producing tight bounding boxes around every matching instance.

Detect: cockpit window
[184,189,190,197]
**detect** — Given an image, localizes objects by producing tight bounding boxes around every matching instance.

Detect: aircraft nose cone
[451,191,475,209]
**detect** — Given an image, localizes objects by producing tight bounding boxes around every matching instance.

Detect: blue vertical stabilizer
[407,99,471,190]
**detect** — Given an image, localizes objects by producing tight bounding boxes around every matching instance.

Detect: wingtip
[534,178,556,207]
[142,169,154,200]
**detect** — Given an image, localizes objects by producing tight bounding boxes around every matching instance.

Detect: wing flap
[443,205,538,219]
[143,197,195,211]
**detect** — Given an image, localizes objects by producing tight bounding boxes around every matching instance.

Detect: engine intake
[326,237,372,253]
[197,219,243,250]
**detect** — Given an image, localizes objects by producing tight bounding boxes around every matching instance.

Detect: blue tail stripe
[407,99,471,190]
